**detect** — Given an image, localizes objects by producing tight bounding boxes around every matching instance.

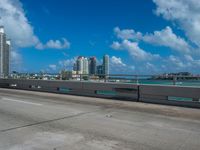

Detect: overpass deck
[0,88,200,150]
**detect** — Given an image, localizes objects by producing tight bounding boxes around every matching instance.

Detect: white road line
[0,98,43,106]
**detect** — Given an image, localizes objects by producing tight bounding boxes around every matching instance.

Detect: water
[105,79,200,102]
[138,79,200,87]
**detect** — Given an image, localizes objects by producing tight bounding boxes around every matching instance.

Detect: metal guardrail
[0,78,200,108]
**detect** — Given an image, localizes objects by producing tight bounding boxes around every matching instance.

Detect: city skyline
[0,0,200,74]
[73,55,109,75]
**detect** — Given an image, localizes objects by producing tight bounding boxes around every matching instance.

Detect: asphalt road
[0,88,200,150]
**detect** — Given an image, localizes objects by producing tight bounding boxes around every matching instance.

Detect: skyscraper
[103,55,109,75]
[76,56,89,75]
[76,56,84,74]
[73,62,77,72]
[89,57,96,75]
[0,26,10,78]
[4,40,10,76]
[83,57,89,75]
[97,65,103,75]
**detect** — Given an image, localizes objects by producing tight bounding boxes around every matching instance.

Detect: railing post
[137,85,140,102]
[193,98,199,102]
[104,74,107,82]
[136,75,139,85]
[80,74,82,81]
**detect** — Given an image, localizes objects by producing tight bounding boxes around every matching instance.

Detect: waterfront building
[83,57,89,75]
[76,56,84,74]
[75,56,89,75]
[103,55,109,75]
[73,63,77,72]
[97,65,103,75]
[89,57,96,75]
[0,26,10,78]
[74,55,109,77]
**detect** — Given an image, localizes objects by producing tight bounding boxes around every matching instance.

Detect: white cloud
[114,27,142,40]
[110,41,122,50]
[111,40,160,61]
[48,64,57,71]
[109,56,135,74]
[153,0,200,48]
[156,54,200,73]
[58,58,76,69]
[0,0,71,72]
[0,0,39,47]
[145,62,159,73]
[111,1,200,74]
[168,55,185,68]
[184,54,194,62]
[36,38,70,50]
[143,26,190,53]
[0,0,70,50]
[11,50,22,64]
[113,26,190,53]
[111,26,200,73]
[10,50,23,71]
[110,56,126,67]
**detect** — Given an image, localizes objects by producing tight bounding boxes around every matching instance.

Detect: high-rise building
[73,63,77,72]
[4,40,10,76]
[0,26,10,78]
[103,55,109,75]
[75,56,89,75]
[89,57,96,75]
[83,57,89,74]
[76,56,84,74]
[74,55,109,77]
[97,65,103,75]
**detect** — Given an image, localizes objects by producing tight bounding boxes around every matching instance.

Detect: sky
[0,0,200,74]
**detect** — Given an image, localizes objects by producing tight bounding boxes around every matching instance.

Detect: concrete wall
[139,85,200,108]
[0,79,138,100]
[0,79,200,108]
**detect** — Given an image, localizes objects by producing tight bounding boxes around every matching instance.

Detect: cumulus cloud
[110,56,126,67]
[58,58,76,70]
[36,38,70,50]
[111,26,200,73]
[168,55,184,68]
[114,27,142,40]
[113,26,190,54]
[153,0,200,48]
[48,64,57,71]
[111,40,160,61]
[110,41,122,50]
[109,56,135,74]
[10,50,23,71]
[0,0,70,50]
[0,0,71,72]
[0,0,39,47]
[159,55,200,73]
[110,1,200,74]
[143,26,190,53]
[184,54,194,62]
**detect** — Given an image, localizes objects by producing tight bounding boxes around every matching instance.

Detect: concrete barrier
[0,79,138,100]
[0,79,200,108]
[139,85,200,108]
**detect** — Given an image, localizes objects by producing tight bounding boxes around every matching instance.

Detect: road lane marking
[0,97,43,106]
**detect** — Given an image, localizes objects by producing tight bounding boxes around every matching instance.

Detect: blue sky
[1,0,200,74]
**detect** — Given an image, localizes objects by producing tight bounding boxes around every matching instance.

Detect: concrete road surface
[0,88,200,150]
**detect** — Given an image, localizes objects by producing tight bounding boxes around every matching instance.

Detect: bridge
[0,78,200,108]
[0,79,200,149]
